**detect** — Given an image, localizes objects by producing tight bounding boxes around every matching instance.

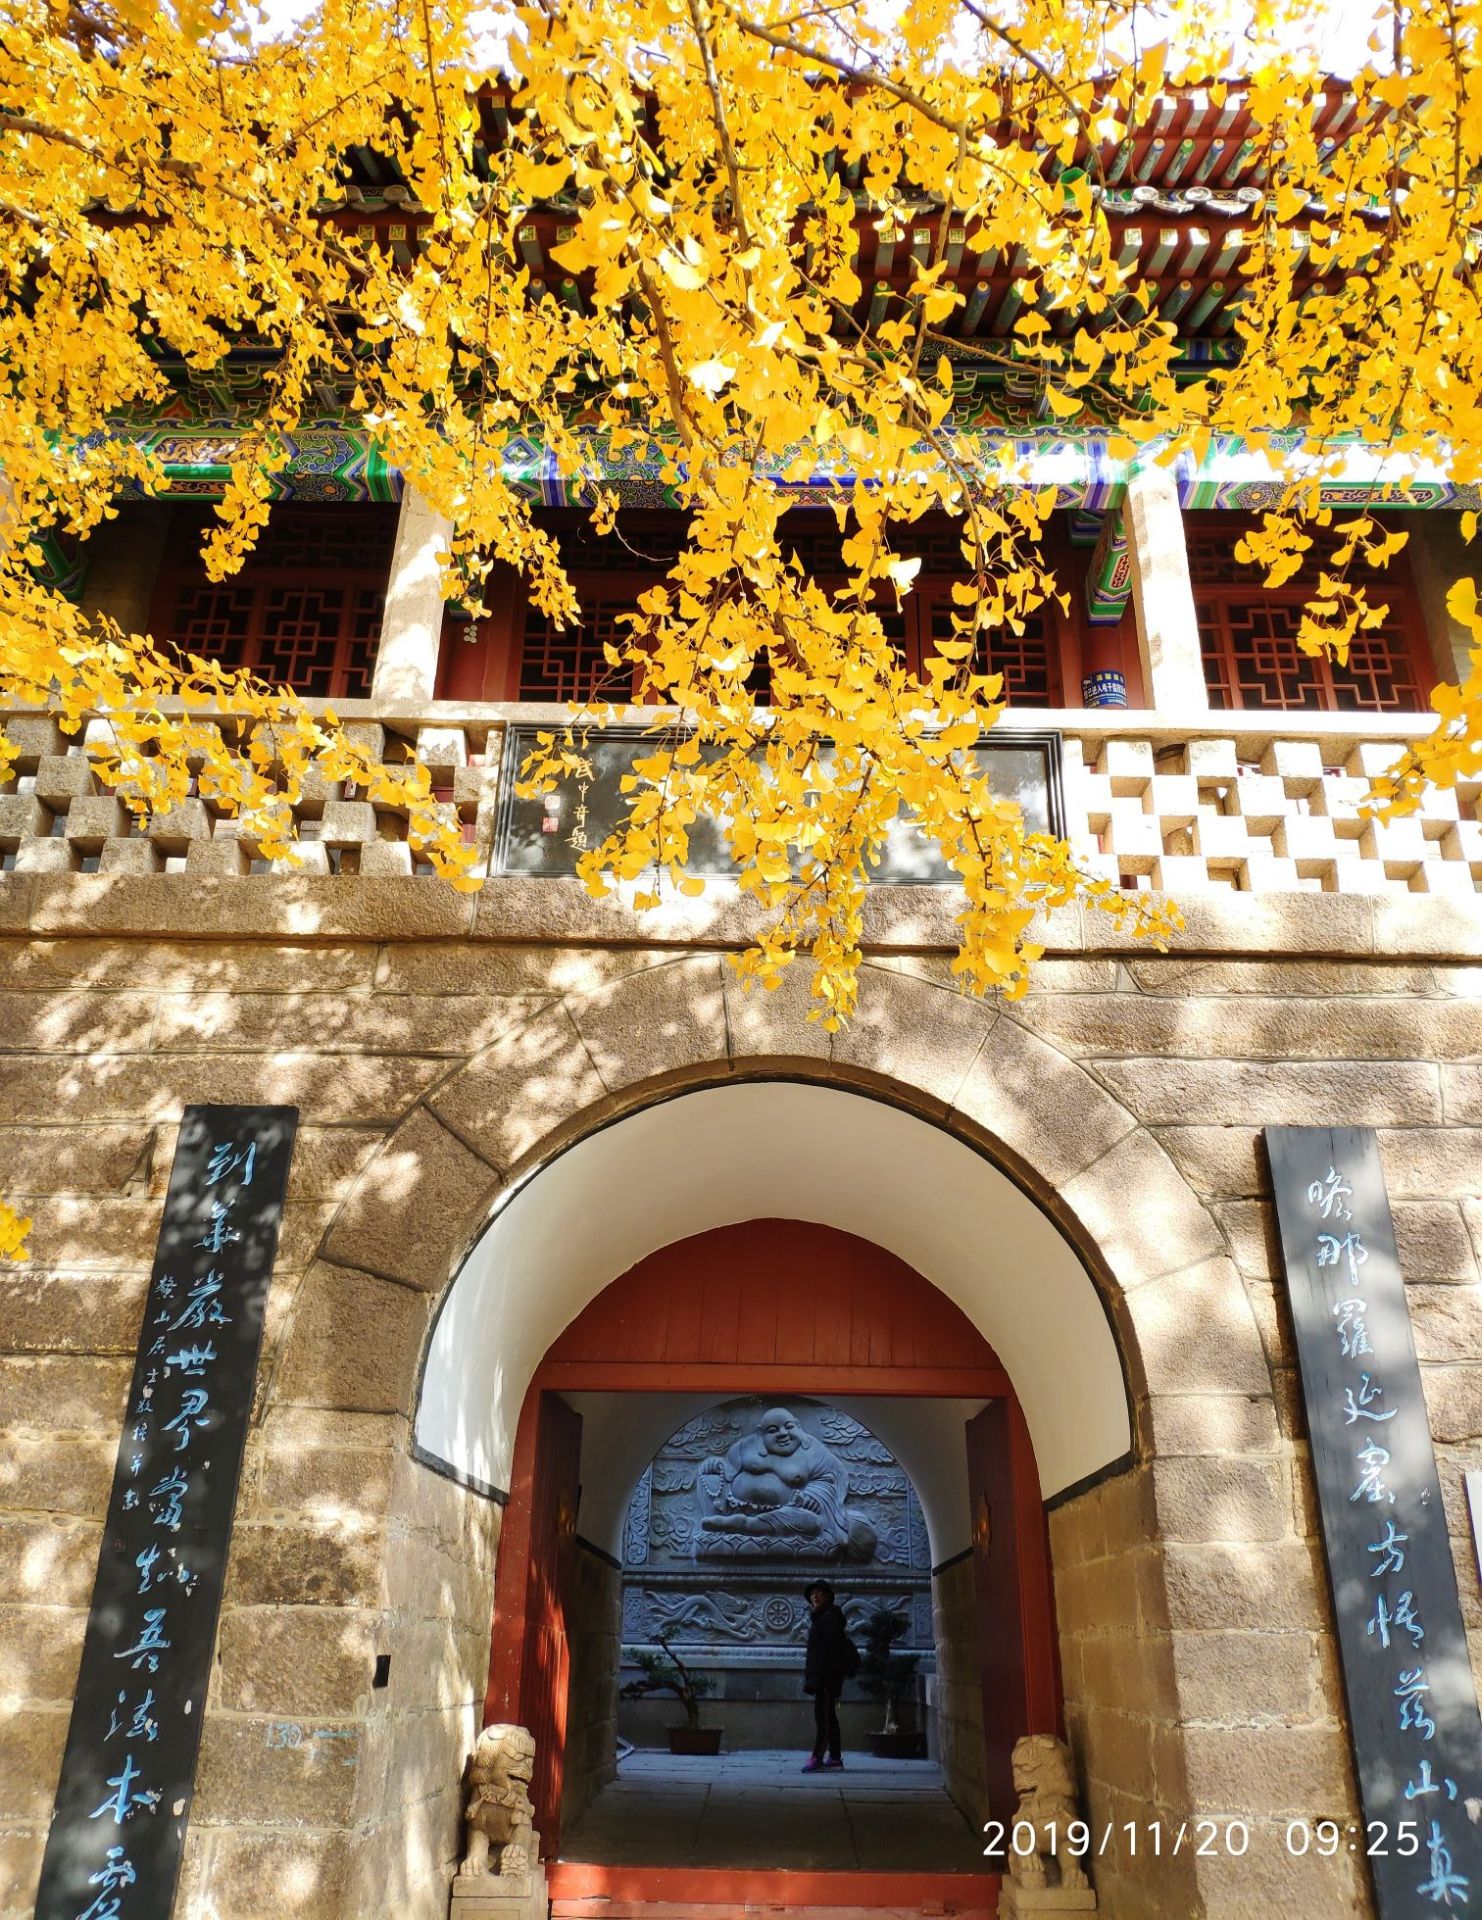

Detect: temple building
[4,82,1482,1920]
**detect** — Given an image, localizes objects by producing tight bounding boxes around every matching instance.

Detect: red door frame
[966,1397,1063,1856]
[481,1223,1064,1911]
[485,1389,583,1847]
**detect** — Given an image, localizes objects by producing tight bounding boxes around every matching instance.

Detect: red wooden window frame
[1186,512,1433,714]
[436,511,1073,706]
[150,505,397,701]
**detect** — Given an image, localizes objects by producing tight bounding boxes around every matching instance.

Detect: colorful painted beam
[92,424,404,506]
[30,529,88,602]
[98,422,1482,512]
[1084,512,1132,624]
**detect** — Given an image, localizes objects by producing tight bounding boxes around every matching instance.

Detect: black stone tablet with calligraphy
[34,1106,297,1920]
[1267,1125,1482,1918]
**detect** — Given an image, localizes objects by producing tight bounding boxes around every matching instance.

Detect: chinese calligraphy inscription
[1267,1126,1482,1917]
[34,1105,298,1920]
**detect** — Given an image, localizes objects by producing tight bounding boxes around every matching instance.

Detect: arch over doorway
[297,974,1273,1919]
[482,1219,1054,1911]
[414,1080,1134,1503]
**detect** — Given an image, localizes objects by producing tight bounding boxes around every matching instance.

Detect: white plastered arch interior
[414,1081,1131,1517]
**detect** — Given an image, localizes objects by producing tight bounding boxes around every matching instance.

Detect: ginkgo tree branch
[954,0,1106,191]
[717,6,971,140]
[683,0,755,254]
[632,260,700,450]
[7,0,1480,1060]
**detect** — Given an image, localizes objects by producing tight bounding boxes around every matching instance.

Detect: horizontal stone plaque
[493,723,1064,880]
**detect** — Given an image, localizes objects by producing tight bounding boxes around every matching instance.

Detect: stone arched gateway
[240,953,1364,1920]
[476,1215,1047,1905]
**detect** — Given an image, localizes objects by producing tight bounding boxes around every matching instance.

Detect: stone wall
[1,882,1480,1919]
[1049,1451,1376,1920]
[930,1553,988,1825]
[563,1542,621,1832]
[180,1433,500,1918]
[0,926,505,1920]
[1031,950,1482,1917]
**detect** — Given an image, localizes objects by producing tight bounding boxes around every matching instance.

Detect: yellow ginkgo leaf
[1042,386,1082,418]
[688,359,735,395]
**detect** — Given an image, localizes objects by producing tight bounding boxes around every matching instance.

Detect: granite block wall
[0,884,1479,1918]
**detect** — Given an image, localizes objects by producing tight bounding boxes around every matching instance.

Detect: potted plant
[856,1607,925,1759]
[620,1636,722,1755]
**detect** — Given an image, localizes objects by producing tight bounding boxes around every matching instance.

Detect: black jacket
[803,1602,850,1695]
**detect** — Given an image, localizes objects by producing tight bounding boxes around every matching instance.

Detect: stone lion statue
[463,1724,537,1878]
[1007,1735,1091,1893]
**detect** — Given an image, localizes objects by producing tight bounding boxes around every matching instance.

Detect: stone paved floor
[559,1749,986,1873]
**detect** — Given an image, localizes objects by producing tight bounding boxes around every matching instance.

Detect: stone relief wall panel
[622,1465,652,1568]
[620,1397,935,1663]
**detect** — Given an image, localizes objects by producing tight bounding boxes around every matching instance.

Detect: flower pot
[867,1729,926,1759]
[667,1726,722,1755]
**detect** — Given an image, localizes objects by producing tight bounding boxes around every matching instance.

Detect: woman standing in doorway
[801,1580,851,1772]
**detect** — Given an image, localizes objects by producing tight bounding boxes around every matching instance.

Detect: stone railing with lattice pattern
[0,711,498,878]
[0,703,1474,898]
[1066,732,1482,898]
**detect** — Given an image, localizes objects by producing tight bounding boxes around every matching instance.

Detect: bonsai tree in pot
[856,1607,925,1759]
[620,1636,721,1755]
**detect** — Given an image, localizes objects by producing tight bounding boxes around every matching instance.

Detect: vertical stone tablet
[1267,1125,1482,1917]
[34,1105,298,1920]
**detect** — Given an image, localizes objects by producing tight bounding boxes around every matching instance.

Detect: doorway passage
[610,1395,938,1761]
[482,1220,1063,1912]
[562,1748,983,1872]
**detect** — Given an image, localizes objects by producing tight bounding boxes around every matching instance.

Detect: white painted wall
[414,1082,1131,1503]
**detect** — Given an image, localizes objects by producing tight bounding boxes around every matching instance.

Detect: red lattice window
[1188,514,1430,713]
[518,597,642,703]
[776,521,1061,699]
[533,520,689,575]
[153,506,396,700]
[919,595,1061,704]
[508,516,681,702]
[501,513,1065,706]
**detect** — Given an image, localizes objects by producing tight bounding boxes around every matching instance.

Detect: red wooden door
[966,1398,1061,1843]
[484,1390,583,1854]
